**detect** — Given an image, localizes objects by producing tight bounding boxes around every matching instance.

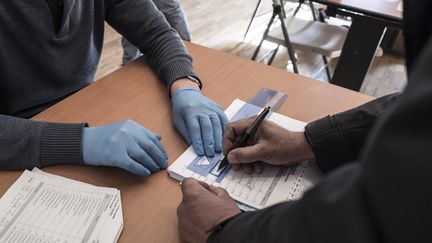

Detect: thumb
[227,144,268,164]
[154,133,162,140]
[181,178,208,197]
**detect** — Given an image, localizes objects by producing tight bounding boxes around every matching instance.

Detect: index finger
[136,132,168,169]
[185,115,204,156]
[223,117,257,155]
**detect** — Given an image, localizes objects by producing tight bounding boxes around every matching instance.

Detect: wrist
[82,127,92,164]
[170,77,201,95]
[297,132,315,161]
[206,212,242,235]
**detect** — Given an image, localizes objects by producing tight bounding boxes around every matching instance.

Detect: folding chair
[244,0,297,40]
[251,0,348,81]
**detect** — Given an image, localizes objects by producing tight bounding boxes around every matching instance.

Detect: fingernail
[162,160,168,168]
[141,168,151,177]
[206,146,215,157]
[215,144,222,154]
[196,147,204,156]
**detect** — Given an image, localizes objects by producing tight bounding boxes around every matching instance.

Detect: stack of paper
[0,168,123,243]
[168,99,322,210]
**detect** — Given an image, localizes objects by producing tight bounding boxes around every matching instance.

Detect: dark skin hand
[177,118,315,242]
[223,117,315,174]
[177,178,241,243]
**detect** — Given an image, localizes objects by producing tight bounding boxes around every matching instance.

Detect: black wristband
[184,75,202,89]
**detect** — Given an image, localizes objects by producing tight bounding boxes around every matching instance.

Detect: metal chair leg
[277,5,299,73]
[252,10,278,60]
[318,8,326,22]
[308,1,317,20]
[253,0,300,75]
[281,0,287,18]
[268,45,280,65]
[291,54,299,74]
[293,0,304,17]
[243,0,263,40]
[322,55,332,81]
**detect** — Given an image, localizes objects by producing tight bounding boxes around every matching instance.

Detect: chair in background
[251,0,348,81]
[243,0,264,40]
[244,0,295,40]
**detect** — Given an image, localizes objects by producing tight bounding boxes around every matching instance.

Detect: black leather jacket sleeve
[305,93,399,173]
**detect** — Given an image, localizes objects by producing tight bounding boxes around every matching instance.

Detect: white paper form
[168,99,322,210]
[0,170,123,243]
[31,168,124,243]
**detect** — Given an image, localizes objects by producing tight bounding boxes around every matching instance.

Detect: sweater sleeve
[105,0,199,88]
[304,93,400,173]
[0,114,86,170]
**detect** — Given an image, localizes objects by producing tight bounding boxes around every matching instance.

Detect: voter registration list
[0,169,123,243]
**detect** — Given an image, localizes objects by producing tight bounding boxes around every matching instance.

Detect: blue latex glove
[172,88,228,157]
[82,120,168,176]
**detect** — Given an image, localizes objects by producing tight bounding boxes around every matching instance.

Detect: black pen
[217,106,271,171]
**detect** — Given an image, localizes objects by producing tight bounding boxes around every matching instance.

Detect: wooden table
[0,43,373,242]
[312,0,403,91]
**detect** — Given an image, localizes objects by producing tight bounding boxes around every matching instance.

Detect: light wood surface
[97,0,407,98]
[0,42,373,242]
[313,0,403,20]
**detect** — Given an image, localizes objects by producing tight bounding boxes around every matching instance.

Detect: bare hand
[223,117,315,174]
[177,178,241,243]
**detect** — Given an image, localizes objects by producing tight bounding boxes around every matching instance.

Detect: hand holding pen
[221,109,315,174]
[218,107,271,172]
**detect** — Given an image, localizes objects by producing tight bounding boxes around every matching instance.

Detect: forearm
[305,93,400,173]
[0,115,86,170]
[207,202,307,243]
[105,0,198,88]
[208,164,372,243]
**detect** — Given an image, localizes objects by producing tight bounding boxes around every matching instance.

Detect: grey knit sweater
[0,0,198,169]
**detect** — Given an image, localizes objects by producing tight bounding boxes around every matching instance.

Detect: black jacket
[208,0,432,242]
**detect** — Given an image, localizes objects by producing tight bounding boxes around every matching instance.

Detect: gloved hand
[171,88,228,157]
[82,120,168,176]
